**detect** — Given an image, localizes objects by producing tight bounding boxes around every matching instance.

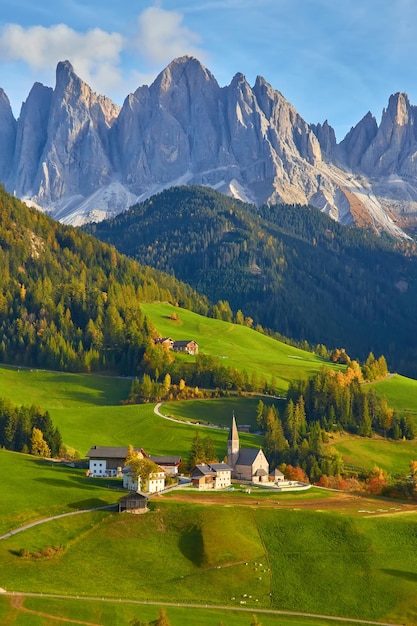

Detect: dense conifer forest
[0,186,211,375]
[85,185,417,377]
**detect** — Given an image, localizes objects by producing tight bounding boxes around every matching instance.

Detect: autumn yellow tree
[30,427,51,457]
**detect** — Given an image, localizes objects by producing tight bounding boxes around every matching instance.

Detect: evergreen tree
[188,432,205,469]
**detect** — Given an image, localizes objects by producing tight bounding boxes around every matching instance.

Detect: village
[86,414,310,513]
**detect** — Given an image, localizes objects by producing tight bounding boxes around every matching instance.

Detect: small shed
[118,491,148,513]
[271,468,285,483]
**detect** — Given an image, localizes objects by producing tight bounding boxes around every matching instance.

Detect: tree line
[254,358,413,484]
[0,398,62,457]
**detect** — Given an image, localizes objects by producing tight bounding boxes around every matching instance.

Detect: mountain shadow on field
[381,568,417,582]
[179,524,206,566]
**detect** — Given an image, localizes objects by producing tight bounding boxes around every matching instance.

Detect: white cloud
[0,23,125,94]
[134,6,205,65]
[0,7,207,104]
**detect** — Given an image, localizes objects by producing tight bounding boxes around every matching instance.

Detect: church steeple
[227,413,240,468]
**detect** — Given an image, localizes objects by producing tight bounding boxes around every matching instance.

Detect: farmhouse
[86,445,146,477]
[86,446,175,489]
[153,337,174,349]
[227,415,269,482]
[153,337,199,355]
[191,462,233,490]
[122,464,166,493]
[172,340,199,355]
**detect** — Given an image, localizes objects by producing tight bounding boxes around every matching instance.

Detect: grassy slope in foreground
[140,302,333,394]
[0,449,120,535]
[1,498,417,624]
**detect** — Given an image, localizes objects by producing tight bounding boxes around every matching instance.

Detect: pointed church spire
[227,413,239,468]
[229,412,239,443]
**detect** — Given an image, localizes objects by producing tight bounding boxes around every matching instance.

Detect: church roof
[236,448,262,466]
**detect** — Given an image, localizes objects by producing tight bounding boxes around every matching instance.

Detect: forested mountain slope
[0,185,210,374]
[86,186,417,377]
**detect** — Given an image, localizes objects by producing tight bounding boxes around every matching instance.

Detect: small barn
[118,491,148,513]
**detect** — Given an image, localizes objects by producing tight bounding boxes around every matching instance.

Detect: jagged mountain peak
[1,56,416,236]
[383,92,412,126]
[152,55,218,93]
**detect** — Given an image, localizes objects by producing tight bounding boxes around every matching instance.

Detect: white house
[86,446,145,477]
[122,465,166,493]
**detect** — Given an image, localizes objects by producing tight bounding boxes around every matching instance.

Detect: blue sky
[1,0,417,140]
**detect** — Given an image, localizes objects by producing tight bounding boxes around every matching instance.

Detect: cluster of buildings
[86,415,286,512]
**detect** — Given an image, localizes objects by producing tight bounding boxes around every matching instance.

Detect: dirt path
[10,595,101,625]
[0,504,117,541]
[2,592,404,626]
[163,488,417,516]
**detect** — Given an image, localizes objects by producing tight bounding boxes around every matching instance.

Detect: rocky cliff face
[2,56,417,236]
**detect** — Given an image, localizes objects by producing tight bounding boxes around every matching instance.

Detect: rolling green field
[0,365,262,459]
[2,358,417,625]
[0,449,120,535]
[330,433,417,475]
[160,396,281,429]
[367,373,417,413]
[1,495,417,625]
[140,302,334,394]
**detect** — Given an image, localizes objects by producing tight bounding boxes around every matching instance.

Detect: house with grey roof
[172,340,199,355]
[227,415,269,482]
[118,491,148,513]
[86,445,146,477]
[191,462,233,490]
[148,455,182,476]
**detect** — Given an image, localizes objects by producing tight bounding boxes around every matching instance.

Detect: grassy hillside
[329,433,417,475]
[0,450,118,535]
[366,373,417,413]
[0,365,262,459]
[161,397,280,429]
[1,496,417,624]
[141,301,333,394]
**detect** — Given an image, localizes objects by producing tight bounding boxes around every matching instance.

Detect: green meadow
[1,497,417,624]
[140,302,333,394]
[0,449,119,535]
[0,365,261,459]
[160,396,281,429]
[367,373,417,413]
[330,434,417,475]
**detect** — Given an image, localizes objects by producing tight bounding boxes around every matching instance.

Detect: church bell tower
[227,413,240,468]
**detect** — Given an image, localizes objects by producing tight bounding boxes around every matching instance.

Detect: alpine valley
[3,54,417,625]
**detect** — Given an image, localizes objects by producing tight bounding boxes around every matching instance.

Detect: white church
[227,415,270,483]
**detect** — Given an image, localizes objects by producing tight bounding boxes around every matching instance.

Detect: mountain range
[1,56,417,237]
